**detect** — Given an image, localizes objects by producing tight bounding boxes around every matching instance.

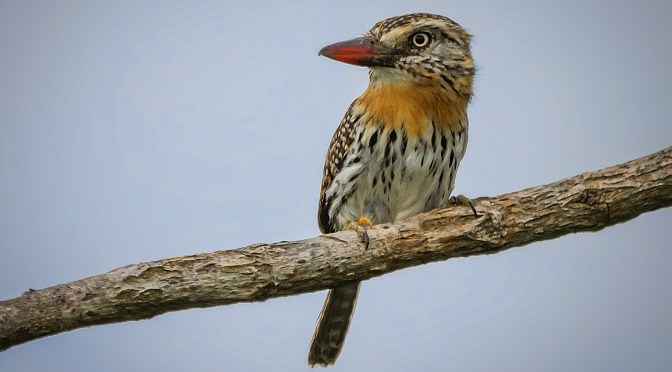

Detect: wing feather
[318,101,361,233]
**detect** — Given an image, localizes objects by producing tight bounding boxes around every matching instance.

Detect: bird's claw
[451,195,479,217]
[343,217,373,249]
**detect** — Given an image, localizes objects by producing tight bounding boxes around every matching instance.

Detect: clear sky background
[1,1,671,371]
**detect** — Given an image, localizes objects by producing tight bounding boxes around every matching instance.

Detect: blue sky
[1,1,671,371]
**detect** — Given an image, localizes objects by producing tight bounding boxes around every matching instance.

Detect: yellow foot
[343,217,373,249]
[450,195,479,217]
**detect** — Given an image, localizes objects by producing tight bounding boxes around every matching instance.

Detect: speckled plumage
[310,13,475,366]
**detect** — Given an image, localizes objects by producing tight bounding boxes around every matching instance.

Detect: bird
[310,13,476,366]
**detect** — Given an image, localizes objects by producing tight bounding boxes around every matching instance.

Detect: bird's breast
[326,113,468,228]
[323,82,470,229]
[357,82,468,139]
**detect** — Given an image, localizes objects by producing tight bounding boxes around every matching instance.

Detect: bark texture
[1,146,671,352]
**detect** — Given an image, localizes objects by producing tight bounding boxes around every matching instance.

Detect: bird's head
[319,13,475,100]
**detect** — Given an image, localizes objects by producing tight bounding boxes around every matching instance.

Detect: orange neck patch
[358,82,468,138]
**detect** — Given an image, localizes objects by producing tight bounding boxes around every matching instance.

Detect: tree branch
[1,147,671,352]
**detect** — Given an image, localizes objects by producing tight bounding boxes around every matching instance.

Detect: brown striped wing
[318,101,360,234]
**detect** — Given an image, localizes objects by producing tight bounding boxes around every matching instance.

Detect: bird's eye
[411,32,432,48]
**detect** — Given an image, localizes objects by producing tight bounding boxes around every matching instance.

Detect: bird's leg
[450,195,479,217]
[342,217,373,249]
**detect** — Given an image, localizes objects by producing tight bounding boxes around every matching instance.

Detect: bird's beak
[319,37,397,67]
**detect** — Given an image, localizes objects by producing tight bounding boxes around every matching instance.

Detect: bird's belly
[358,157,455,223]
[331,127,465,227]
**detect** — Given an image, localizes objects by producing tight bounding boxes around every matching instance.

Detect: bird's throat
[358,82,468,138]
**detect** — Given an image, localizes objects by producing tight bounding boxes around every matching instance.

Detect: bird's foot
[450,195,479,217]
[342,217,373,249]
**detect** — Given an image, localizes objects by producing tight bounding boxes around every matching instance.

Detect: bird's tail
[308,282,361,366]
